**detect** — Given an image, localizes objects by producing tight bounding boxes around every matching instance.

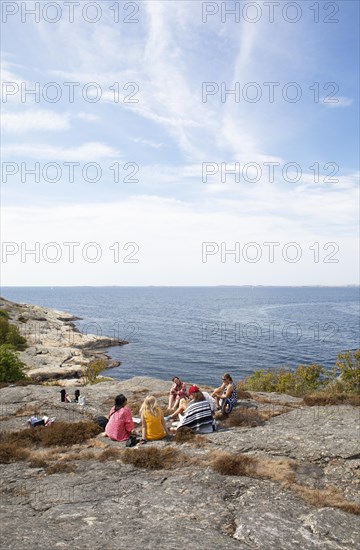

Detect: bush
[241,364,327,397]
[0,309,10,319]
[82,358,107,385]
[0,317,27,350]
[0,345,27,383]
[334,350,360,393]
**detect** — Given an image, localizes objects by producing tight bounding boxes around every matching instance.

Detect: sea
[1,286,359,386]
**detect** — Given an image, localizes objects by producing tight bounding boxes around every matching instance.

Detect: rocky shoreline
[0,297,127,383]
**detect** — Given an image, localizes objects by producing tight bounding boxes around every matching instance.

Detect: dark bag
[93,415,108,429]
[126,435,139,447]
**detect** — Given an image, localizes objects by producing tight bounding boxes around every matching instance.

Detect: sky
[1,0,359,286]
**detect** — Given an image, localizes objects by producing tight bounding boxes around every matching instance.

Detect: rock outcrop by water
[0,297,127,382]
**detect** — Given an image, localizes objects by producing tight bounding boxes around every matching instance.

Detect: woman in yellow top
[140,396,170,442]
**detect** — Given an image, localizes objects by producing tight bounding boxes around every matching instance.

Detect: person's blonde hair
[140,395,161,417]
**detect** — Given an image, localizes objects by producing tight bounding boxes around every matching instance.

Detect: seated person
[105,394,134,442]
[177,385,216,434]
[212,373,238,411]
[165,396,189,421]
[168,376,188,410]
[140,395,170,441]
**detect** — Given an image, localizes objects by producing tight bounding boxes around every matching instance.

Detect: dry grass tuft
[0,421,103,454]
[222,407,264,428]
[211,450,359,516]
[39,421,103,447]
[258,408,289,421]
[0,443,30,463]
[122,446,183,470]
[15,404,42,417]
[175,427,195,443]
[98,447,123,462]
[291,483,360,515]
[237,390,252,399]
[212,451,258,477]
[46,462,76,475]
[256,458,297,484]
[303,393,360,407]
[29,457,48,468]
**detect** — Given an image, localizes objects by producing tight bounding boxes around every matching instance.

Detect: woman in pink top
[105,394,134,442]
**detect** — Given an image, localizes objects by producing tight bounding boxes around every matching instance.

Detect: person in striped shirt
[177,385,216,434]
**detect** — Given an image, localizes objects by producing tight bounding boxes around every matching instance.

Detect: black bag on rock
[126,435,140,447]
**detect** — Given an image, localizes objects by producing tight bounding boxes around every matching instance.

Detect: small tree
[0,345,26,383]
[82,358,107,385]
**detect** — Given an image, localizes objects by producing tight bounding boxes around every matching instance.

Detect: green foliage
[82,358,107,385]
[240,350,360,399]
[0,309,10,319]
[0,345,26,383]
[241,364,327,397]
[0,317,27,350]
[334,350,360,393]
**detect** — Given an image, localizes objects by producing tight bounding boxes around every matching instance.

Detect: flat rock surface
[1,377,359,549]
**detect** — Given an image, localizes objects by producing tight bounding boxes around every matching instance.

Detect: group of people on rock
[104,373,238,444]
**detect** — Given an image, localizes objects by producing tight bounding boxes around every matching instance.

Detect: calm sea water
[1,287,359,386]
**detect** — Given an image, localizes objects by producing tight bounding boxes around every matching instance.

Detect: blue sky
[1,0,359,285]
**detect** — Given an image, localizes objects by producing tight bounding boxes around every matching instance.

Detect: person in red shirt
[105,394,134,442]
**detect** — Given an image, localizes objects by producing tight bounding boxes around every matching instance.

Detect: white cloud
[321,96,353,108]
[2,142,120,161]
[76,112,101,122]
[133,137,164,149]
[2,110,70,133]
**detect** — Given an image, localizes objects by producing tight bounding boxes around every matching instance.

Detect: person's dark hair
[172,376,181,383]
[190,390,205,402]
[223,373,233,382]
[114,394,127,411]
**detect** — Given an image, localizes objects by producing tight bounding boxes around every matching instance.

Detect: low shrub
[122,446,179,470]
[239,351,360,400]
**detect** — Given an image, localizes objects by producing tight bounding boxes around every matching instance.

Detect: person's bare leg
[168,395,175,409]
